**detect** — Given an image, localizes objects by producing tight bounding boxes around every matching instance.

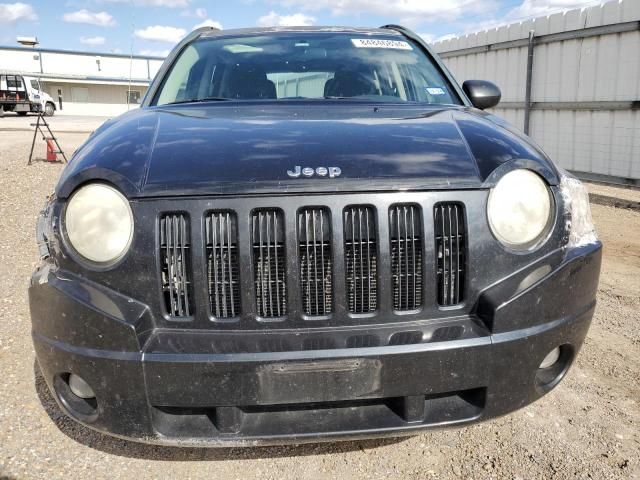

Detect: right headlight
[487,169,553,250]
[64,183,134,264]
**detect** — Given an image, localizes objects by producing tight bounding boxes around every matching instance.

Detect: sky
[0,0,611,57]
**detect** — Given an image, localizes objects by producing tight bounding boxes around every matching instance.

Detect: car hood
[56,103,559,198]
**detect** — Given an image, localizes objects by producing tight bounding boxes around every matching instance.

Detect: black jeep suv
[29,25,601,446]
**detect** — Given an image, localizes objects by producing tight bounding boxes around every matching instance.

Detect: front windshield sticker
[351,39,413,50]
[426,87,446,95]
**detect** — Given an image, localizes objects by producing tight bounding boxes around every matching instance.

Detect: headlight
[487,169,552,249]
[559,172,598,248]
[65,183,134,263]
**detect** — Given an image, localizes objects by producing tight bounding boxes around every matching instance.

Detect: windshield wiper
[323,96,371,100]
[165,97,231,105]
[323,96,397,102]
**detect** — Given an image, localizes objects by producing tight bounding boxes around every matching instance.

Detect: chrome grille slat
[210,215,220,315]
[172,216,182,314]
[298,208,332,316]
[206,211,240,318]
[454,205,461,302]
[266,212,273,315]
[178,216,188,314]
[390,204,423,311]
[274,212,281,316]
[253,209,287,318]
[435,203,466,306]
[160,213,192,317]
[312,211,318,310]
[344,206,377,314]
[448,205,453,304]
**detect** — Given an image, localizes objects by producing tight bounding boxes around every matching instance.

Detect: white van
[0,74,56,116]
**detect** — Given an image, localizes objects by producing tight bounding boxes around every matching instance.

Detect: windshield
[154,32,460,106]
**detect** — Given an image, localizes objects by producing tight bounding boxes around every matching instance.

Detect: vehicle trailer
[0,74,56,116]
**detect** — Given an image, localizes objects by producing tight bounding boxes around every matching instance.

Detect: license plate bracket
[257,358,382,404]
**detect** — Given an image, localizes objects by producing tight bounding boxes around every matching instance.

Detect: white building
[0,46,165,116]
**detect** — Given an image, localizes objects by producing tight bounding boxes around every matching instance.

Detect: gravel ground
[0,114,110,133]
[0,130,638,480]
[586,183,640,204]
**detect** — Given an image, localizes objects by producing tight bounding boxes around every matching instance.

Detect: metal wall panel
[433,0,640,183]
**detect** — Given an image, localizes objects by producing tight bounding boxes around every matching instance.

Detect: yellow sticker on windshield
[351,39,413,50]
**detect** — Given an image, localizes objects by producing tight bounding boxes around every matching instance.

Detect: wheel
[17,111,28,116]
[44,102,55,116]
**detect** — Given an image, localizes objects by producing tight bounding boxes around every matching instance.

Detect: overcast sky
[0,0,611,56]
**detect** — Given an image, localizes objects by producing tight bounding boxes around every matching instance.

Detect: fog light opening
[69,373,96,399]
[53,373,99,422]
[535,344,574,394]
[539,347,561,369]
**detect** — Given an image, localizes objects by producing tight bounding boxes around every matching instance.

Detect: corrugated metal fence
[432,0,640,185]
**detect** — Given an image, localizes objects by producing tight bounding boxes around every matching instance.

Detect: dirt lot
[0,127,638,480]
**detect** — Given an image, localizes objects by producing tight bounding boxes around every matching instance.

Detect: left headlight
[65,183,134,264]
[487,169,553,250]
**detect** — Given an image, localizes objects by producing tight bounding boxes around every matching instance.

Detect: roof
[0,69,150,85]
[0,45,165,61]
[199,26,403,39]
[38,76,150,86]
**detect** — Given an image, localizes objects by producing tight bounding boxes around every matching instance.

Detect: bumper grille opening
[389,330,424,346]
[434,203,466,306]
[160,213,193,317]
[206,211,240,319]
[150,388,486,439]
[344,206,378,314]
[252,209,287,318]
[390,204,423,311]
[431,325,464,342]
[346,334,380,348]
[298,208,333,316]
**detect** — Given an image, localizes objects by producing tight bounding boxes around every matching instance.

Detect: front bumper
[29,243,601,446]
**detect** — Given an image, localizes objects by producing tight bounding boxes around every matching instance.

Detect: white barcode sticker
[351,39,413,50]
[426,87,446,95]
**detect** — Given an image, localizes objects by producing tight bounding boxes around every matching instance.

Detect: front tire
[44,102,55,117]
[17,111,28,116]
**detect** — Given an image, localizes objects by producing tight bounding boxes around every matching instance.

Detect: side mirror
[462,80,501,110]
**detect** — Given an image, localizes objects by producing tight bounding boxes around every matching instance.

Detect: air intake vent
[434,203,466,306]
[206,211,240,319]
[252,209,287,318]
[390,205,423,311]
[298,208,333,316]
[160,213,193,317]
[344,206,377,314]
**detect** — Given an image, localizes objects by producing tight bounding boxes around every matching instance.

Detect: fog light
[539,347,561,369]
[68,374,95,399]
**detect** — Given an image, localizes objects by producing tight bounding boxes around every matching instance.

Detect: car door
[29,78,44,107]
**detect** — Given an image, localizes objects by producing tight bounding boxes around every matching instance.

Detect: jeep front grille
[435,203,466,306]
[252,209,287,318]
[344,206,378,314]
[298,208,333,316]
[155,197,469,324]
[390,204,423,311]
[160,213,193,317]
[206,211,240,319]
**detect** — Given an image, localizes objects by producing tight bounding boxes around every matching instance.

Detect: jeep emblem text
[287,166,342,178]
